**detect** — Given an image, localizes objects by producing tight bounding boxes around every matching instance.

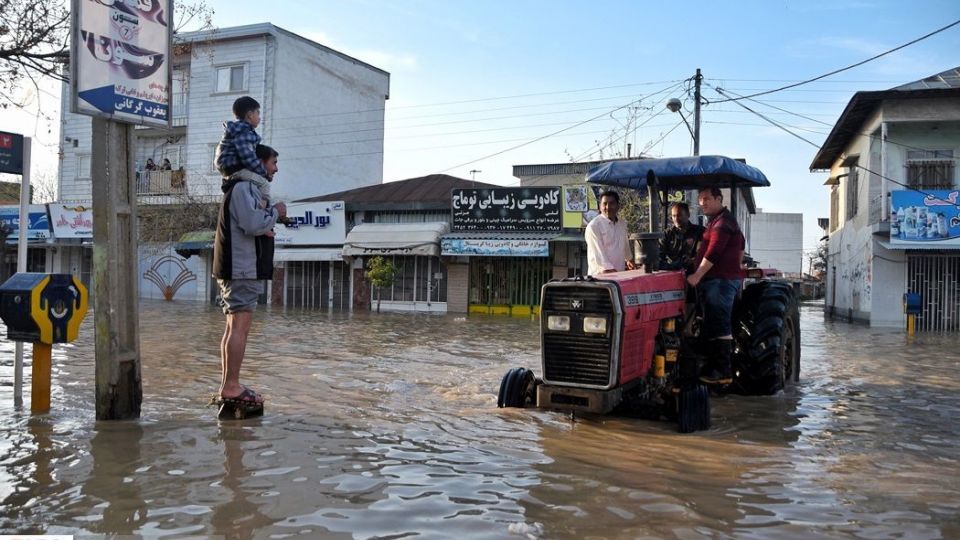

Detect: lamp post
[667,68,703,218]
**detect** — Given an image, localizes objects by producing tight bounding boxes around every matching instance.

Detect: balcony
[137,170,186,196]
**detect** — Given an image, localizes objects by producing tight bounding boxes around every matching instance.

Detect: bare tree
[0,0,213,110]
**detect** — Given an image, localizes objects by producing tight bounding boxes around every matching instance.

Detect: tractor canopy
[585,155,770,190]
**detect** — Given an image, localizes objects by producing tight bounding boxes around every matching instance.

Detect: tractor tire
[678,384,711,433]
[497,367,537,408]
[733,281,801,395]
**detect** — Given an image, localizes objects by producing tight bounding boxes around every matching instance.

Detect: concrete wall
[750,211,803,274]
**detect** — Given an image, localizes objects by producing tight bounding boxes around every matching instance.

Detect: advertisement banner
[71,0,172,127]
[0,131,24,174]
[441,238,549,257]
[273,202,346,246]
[561,185,600,228]
[451,187,561,232]
[890,189,960,246]
[0,205,50,241]
[49,204,94,239]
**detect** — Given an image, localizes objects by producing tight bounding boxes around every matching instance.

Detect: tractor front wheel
[734,281,801,395]
[497,367,538,408]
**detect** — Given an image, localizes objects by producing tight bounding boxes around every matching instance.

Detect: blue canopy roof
[586,155,770,190]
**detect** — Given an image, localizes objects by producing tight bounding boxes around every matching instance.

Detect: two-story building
[811,67,960,332]
[54,23,390,302]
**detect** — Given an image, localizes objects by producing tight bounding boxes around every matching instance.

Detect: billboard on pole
[0,131,24,175]
[70,0,173,127]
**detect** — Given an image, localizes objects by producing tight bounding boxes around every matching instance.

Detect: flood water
[1,301,959,539]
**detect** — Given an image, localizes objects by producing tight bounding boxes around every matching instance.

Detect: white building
[810,67,960,332]
[54,23,390,304]
[749,210,803,275]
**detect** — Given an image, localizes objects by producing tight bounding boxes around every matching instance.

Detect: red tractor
[497,156,801,432]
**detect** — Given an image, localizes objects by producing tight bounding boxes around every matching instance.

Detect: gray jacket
[212,179,278,280]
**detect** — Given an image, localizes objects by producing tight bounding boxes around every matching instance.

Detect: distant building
[749,210,803,275]
[52,23,390,302]
[810,66,960,332]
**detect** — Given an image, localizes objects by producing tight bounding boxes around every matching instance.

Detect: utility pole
[469,169,481,187]
[693,68,702,157]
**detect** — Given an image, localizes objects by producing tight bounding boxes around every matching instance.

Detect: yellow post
[906,314,916,336]
[31,342,52,414]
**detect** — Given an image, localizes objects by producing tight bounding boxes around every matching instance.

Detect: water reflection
[0,301,958,538]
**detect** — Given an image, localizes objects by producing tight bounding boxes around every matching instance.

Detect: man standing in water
[213,144,285,405]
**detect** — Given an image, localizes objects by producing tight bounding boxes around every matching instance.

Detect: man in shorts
[212,144,286,404]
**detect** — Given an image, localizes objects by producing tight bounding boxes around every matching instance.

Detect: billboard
[49,204,94,239]
[451,187,561,232]
[71,0,172,127]
[890,189,960,246]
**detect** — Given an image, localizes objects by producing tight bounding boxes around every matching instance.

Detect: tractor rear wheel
[497,367,537,408]
[733,281,801,395]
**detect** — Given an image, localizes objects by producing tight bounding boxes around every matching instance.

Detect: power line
[711,18,960,103]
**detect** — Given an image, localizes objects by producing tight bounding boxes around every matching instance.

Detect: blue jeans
[699,278,742,339]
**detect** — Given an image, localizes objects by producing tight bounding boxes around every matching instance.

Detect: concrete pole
[90,118,142,420]
[688,69,703,222]
[14,136,31,409]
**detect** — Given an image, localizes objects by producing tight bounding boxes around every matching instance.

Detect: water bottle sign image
[890,190,960,245]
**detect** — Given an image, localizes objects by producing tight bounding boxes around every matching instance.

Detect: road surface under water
[1,301,959,539]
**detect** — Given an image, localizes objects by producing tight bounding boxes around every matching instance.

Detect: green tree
[366,256,397,313]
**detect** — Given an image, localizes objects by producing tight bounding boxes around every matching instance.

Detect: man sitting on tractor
[686,187,745,385]
[660,201,705,272]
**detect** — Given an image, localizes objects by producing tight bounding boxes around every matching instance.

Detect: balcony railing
[137,170,186,196]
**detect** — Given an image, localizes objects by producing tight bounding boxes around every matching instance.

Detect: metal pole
[14,137,31,408]
[693,69,702,157]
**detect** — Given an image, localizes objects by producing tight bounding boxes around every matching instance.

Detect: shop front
[275,201,348,310]
[342,221,450,312]
[442,187,562,316]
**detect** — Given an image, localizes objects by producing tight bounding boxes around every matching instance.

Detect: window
[77,154,91,179]
[829,187,839,232]
[906,149,955,190]
[215,64,245,93]
[846,165,859,219]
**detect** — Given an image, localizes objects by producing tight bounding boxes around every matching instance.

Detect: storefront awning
[441,231,556,257]
[877,240,960,251]
[274,248,343,262]
[174,230,214,258]
[343,222,450,257]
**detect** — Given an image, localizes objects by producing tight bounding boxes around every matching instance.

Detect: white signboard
[49,204,94,239]
[441,238,549,257]
[274,202,346,246]
[71,0,172,127]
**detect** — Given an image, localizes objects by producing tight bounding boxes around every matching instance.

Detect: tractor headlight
[583,316,607,334]
[547,315,570,331]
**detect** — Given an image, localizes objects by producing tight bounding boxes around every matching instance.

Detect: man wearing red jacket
[687,187,745,385]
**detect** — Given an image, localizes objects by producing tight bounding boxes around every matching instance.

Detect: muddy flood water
[1,301,959,539]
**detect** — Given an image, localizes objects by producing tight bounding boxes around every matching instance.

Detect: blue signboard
[0,131,24,175]
[441,238,550,257]
[0,205,51,242]
[890,189,960,246]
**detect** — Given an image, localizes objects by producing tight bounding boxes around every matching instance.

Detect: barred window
[906,149,955,190]
[846,166,858,219]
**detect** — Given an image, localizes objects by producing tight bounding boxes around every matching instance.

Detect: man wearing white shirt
[585,191,636,276]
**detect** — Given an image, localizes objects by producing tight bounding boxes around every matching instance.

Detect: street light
[666,98,696,146]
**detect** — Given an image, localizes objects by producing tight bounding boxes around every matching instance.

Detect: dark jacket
[695,208,745,281]
[212,179,277,280]
[660,222,705,270]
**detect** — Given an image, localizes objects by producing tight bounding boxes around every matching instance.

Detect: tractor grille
[542,285,616,387]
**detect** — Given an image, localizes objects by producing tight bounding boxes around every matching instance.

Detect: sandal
[221,386,263,405]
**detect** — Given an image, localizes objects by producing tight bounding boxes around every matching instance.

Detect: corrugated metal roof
[810,66,960,171]
[295,174,501,210]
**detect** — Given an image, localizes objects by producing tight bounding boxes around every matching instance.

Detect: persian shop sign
[441,238,549,257]
[71,0,172,127]
[451,187,561,232]
[49,204,94,239]
[0,205,50,241]
[890,190,960,246]
[273,202,346,246]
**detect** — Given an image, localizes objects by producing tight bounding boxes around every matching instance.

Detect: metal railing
[137,170,186,196]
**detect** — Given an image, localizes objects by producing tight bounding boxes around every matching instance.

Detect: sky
[4,0,960,260]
